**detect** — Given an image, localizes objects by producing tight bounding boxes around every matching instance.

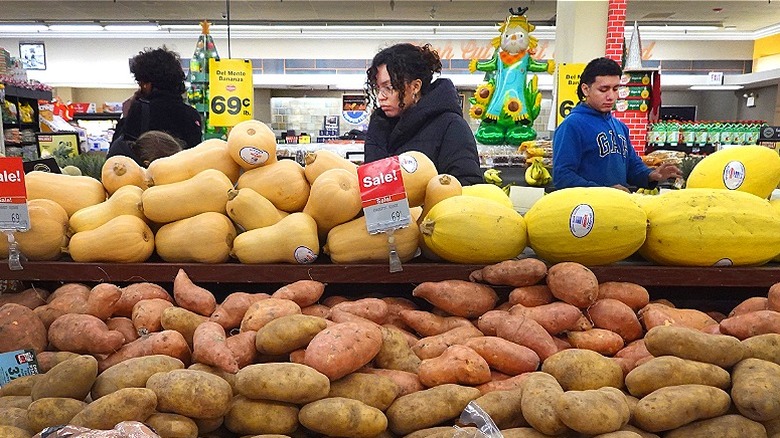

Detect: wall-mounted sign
[342,95,368,125]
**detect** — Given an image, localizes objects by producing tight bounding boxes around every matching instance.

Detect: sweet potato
[0,286,49,309]
[475,373,530,395]
[173,269,217,316]
[272,279,326,307]
[47,283,90,304]
[33,305,66,329]
[322,295,349,307]
[477,309,510,336]
[329,307,382,326]
[114,282,172,317]
[401,309,474,337]
[412,325,484,359]
[566,329,624,356]
[597,282,650,312]
[769,281,780,312]
[86,283,123,321]
[289,349,306,364]
[729,297,769,317]
[305,321,383,380]
[719,310,780,339]
[495,314,558,361]
[226,330,257,369]
[131,298,174,336]
[463,336,540,376]
[301,304,331,319]
[383,296,418,329]
[210,291,269,330]
[240,297,301,332]
[418,345,491,387]
[587,298,643,342]
[192,321,239,373]
[469,258,547,287]
[99,329,191,372]
[331,298,388,324]
[507,285,554,307]
[44,284,89,315]
[0,303,48,354]
[412,280,498,318]
[509,302,584,335]
[48,313,125,354]
[639,303,717,331]
[546,262,599,308]
[160,306,209,347]
[614,340,652,372]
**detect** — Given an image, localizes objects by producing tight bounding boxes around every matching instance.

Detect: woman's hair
[365,43,443,110]
[130,46,186,94]
[577,57,623,101]
[131,130,184,166]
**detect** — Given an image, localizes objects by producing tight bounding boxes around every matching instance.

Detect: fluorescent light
[689,85,744,90]
[48,23,104,32]
[0,23,48,32]
[639,25,720,31]
[103,23,160,32]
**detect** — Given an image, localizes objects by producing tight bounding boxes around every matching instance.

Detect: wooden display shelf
[1,259,780,288]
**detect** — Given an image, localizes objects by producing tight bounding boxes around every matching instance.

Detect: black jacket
[117,89,203,149]
[364,78,482,186]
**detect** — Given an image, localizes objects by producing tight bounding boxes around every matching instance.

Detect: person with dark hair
[107,130,183,167]
[552,57,680,191]
[112,46,202,150]
[364,43,482,185]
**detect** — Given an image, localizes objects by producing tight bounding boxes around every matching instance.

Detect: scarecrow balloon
[469,6,555,145]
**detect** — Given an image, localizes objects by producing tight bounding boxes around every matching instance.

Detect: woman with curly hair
[112,46,202,150]
[364,43,482,185]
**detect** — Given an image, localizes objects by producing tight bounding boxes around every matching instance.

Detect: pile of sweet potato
[1,260,780,437]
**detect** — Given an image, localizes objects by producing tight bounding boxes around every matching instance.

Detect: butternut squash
[146,138,241,186]
[323,215,420,264]
[155,212,237,263]
[226,188,288,231]
[25,171,106,217]
[0,199,67,261]
[231,212,319,264]
[227,119,278,170]
[236,159,310,212]
[398,151,438,208]
[69,185,145,233]
[141,169,233,223]
[101,155,148,195]
[303,168,362,240]
[68,215,154,263]
[303,149,358,184]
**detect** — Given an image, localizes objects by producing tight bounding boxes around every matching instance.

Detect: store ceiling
[1,0,778,33]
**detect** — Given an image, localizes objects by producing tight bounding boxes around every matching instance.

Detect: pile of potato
[1,259,780,438]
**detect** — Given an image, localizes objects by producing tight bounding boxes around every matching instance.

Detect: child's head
[131,130,183,166]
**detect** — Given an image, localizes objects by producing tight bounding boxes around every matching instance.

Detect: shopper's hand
[612,184,630,192]
[650,162,683,182]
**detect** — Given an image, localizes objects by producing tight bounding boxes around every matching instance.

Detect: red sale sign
[358,156,411,234]
[0,158,27,203]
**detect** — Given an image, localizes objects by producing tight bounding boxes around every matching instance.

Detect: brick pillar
[607,0,648,154]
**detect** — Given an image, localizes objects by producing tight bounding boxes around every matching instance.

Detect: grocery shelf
[1,259,780,288]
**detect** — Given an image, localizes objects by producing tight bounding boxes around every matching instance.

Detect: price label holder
[0,158,29,271]
[208,58,254,127]
[0,349,39,386]
[358,157,411,273]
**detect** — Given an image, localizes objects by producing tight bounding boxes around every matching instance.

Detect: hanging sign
[556,63,585,126]
[0,158,29,232]
[209,58,253,127]
[358,156,411,234]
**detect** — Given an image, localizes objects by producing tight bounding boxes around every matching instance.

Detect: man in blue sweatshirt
[552,57,681,191]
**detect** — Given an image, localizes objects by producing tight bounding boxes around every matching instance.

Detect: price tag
[0,158,29,232]
[0,349,39,386]
[208,58,254,127]
[358,157,411,234]
[555,62,585,126]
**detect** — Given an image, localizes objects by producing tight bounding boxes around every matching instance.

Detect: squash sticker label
[239,147,270,166]
[722,161,745,190]
[713,258,733,267]
[294,246,317,264]
[569,204,594,238]
[399,154,418,173]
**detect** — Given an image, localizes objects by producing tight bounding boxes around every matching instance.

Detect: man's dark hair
[365,43,442,110]
[130,46,186,94]
[577,57,623,101]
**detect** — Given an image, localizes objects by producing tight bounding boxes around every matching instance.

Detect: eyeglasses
[375,84,395,98]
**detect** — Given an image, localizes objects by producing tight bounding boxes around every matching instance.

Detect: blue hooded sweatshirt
[552,102,652,189]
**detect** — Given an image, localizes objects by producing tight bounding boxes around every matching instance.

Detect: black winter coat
[364,78,482,186]
[116,89,203,149]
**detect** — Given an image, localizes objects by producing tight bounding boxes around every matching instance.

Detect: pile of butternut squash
[14,120,527,265]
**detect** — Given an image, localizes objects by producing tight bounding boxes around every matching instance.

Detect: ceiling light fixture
[47,23,105,32]
[103,23,160,31]
[689,85,744,90]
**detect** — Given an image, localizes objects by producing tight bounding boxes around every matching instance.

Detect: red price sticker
[0,158,29,231]
[358,156,411,234]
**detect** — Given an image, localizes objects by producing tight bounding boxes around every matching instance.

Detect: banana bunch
[525,147,548,158]
[525,160,551,186]
[636,187,660,195]
[483,168,503,186]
